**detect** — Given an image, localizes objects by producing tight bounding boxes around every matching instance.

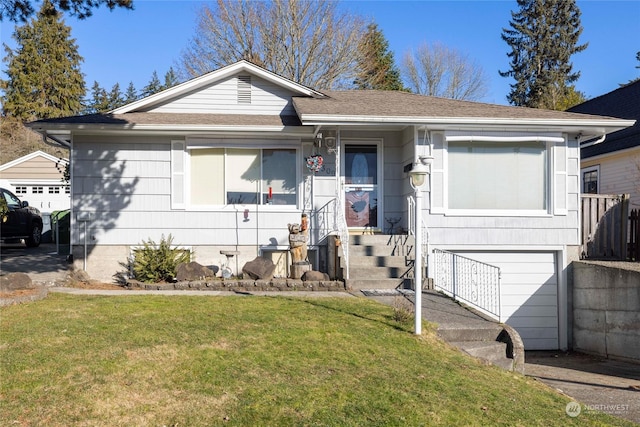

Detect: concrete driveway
[525,351,640,424]
[0,242,71,284]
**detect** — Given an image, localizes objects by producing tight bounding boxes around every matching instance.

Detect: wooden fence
[630,209,640,261]
[581,194,629,260]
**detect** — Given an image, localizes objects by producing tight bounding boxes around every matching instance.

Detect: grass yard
[0,293,633,426]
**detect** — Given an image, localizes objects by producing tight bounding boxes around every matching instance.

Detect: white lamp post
[409,157,431,335]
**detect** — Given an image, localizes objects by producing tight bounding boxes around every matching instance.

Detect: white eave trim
[31,124,314,138]
[446,135,565,143]
[111,60,325,114]
[299,114,635,130]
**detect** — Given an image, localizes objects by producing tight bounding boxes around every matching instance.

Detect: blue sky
[1,0,639,105]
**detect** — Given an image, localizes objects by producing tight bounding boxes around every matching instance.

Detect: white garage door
[455,251,559,350]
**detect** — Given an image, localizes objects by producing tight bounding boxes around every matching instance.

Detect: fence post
[620,195,629,260]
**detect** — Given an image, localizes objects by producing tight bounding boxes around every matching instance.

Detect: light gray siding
[72,135,305,250]
[147,75,297,116]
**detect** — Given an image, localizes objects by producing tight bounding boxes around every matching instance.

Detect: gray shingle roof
[293,90,621,122]
[30,90,630,132]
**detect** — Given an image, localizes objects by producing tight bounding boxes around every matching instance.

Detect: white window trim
[185,141,302,210]
[580,165,600,194]
[442,133,562,217]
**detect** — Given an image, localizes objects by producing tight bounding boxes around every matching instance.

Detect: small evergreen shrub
[132,234,191,283]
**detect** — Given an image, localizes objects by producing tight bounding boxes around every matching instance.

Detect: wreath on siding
[305,154,324,172]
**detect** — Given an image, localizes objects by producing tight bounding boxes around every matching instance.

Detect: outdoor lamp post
[409,157,431,335]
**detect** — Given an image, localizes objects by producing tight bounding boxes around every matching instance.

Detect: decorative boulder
[242,257,276,280]
[0,272,34,291]
[301,270,330,282]
[176,262,215,282]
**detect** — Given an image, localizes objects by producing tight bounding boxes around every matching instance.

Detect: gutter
[41,131,70,149]
[578,133,606,148]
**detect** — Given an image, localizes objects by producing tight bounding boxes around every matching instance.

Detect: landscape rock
[0,272,34,291]
[242,257,276,280]
[301,270,330,281]
[176,262,215,282]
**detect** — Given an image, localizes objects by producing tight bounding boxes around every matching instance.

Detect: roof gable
[0,150,67,172]
[111,60,325,115]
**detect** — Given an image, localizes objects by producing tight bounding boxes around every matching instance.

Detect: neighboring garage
[456,251,560,350]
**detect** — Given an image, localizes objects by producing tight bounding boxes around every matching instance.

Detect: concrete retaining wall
[572,261,640,362]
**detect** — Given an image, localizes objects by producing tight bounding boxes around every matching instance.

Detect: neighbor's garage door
[456,251,559,350]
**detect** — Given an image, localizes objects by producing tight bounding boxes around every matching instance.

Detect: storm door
[343,144,381,229]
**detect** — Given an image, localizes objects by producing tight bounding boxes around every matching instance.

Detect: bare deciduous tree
[178,0,366,90]
[402,42,489,101]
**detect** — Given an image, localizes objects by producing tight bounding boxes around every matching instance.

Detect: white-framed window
[32,186,43,194]
[48,186,60,194]
[189,147,298,207]
[447,140,549,212]
[14,186,27,194]
[64,186,70,194]
[581,165,599,194]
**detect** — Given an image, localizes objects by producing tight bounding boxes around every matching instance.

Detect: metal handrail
[432,248,501,320]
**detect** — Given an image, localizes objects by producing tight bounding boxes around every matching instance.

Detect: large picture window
[190,147,297,206]
[448,141,548,211]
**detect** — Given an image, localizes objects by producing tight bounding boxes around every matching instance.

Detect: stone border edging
[126,278,347,292]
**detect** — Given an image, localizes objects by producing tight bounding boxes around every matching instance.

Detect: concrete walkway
[365,289,640,425]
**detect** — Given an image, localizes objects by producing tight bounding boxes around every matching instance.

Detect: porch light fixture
[409,162,429,189]
[409,155,433,335]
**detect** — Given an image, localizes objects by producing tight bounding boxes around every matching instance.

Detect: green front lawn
[0,294,632,426]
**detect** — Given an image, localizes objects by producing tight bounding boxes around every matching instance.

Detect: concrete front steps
[423,291,525,373]
[344,234,414,290]
[439,325,518,372]
[343,235,524,372]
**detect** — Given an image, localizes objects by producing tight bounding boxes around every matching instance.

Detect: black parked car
[0,187,43,247]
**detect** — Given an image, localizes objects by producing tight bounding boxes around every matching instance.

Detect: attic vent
[237,75,252,104]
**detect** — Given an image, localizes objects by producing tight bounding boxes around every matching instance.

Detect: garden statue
[288,214,310,278]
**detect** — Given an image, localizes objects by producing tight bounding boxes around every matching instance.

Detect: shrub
[392,296,414,323]
[132,234,191,283]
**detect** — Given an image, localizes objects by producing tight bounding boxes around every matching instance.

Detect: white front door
[343,143,381,230]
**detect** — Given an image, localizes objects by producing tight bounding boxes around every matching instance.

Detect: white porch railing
[432,248,501,321]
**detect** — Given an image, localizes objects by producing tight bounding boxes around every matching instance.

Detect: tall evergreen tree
[85,80,109,113]
[162,67,179,90]
[140,70,162,98]
[1,0,133,22]
[124,81,138,104]
[107,82,124,110]
[354,23,405,91]
[500,0,587,109]
[1,0,85,121]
